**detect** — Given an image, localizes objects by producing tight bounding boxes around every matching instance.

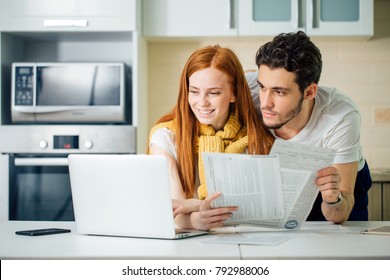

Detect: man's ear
[304,83,318,100]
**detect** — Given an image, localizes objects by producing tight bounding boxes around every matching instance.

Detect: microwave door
[93,66,121,106]
[37,65,96,106]
[35,65,96,122]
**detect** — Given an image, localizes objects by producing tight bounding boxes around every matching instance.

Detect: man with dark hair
[247,31,372,223]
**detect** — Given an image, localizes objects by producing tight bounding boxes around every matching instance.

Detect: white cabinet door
[239,0,373,37]
[143,0,237,37]
[0,0,136,31]
[306,0,373,36]
[239,0,300,36]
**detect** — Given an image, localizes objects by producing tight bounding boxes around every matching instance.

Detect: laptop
[68,154,207,239]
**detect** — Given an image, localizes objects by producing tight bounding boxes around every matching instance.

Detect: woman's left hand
[190,192,238,231]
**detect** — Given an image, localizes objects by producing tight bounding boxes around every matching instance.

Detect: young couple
[149,31,372,231]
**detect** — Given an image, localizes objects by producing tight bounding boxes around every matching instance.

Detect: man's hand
[316,162,357,223]
[316,166,341,203]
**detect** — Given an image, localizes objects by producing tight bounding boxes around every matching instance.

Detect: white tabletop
[1,221,390,259]
[0,221,240,259]
[240,221,390,260]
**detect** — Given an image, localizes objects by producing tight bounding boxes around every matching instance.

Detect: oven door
[1,154,74,221]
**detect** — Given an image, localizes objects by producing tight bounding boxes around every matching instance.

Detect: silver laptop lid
[68,154,178,239]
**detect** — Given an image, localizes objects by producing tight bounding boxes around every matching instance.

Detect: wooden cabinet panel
[368,183,382,221]
[368,182,390,221]
[384,183,390,221]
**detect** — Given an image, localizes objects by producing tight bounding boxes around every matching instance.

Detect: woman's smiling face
[188,67,236,131]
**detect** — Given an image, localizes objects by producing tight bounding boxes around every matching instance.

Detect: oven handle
[14,157,69,166]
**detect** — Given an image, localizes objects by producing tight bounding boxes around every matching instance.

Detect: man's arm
[316,162,358,223]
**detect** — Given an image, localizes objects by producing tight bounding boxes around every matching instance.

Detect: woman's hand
[190,192,238,231]
[172,198,201,217]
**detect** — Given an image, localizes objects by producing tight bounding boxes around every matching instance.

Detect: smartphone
[15,228,71,236]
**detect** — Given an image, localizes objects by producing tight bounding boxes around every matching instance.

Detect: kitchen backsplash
[147,0,390,169]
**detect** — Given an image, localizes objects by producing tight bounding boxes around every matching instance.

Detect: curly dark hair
[255,31,323,94]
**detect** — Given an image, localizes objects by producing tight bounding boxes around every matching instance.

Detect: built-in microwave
[11,62,128,124]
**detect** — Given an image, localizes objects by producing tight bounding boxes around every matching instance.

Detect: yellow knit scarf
[149,114,248,199]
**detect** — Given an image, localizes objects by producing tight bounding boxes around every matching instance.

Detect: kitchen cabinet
[143,0,373,37]
[0,0,136,31]
[368,169,390,221]
[142,0,237,37]
[0,0,148,154]
[239,0,373,37]
[368,181,390,221]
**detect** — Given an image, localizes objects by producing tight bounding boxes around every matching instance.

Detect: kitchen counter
[370,169,390,183]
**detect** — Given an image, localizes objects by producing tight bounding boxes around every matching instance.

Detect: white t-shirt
[246,71,365,171]
[150,128,177,159]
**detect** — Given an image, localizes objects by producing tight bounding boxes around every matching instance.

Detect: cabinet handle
[308,0,319,29]
[43,19,89,28]
[14,157,69,166]
[292,0,299,30]
[227,0,235,29]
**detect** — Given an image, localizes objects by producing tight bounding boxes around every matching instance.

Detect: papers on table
[203,139,336,230]
[205,224,321,246]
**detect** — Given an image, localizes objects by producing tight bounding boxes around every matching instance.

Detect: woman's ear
[230,95,236,103]
[304,83,318,100]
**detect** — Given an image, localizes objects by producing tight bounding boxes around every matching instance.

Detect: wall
[147,0,390,168]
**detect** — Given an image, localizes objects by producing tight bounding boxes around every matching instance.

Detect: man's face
[257,65,304,130]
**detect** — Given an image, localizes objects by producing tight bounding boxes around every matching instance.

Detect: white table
[0,221,240,259]
[1,221,390,259]
[240,221,390,259]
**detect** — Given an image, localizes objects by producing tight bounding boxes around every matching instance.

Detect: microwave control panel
[14,66,34,106]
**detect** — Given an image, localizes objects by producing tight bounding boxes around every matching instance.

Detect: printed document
[203,139,336,230]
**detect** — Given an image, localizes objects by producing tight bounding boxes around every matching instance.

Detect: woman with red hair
[149,45,273,230]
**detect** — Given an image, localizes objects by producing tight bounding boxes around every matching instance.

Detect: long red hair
[151,45,274,198]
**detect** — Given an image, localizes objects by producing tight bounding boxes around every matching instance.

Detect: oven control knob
[84,140,93,149]
[39,140,48,149]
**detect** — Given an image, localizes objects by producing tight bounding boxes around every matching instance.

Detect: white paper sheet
[270,139,337,229]
[204,228,320,246]
[203,139,336,230]
[203,154,285,221]
[202,233,292,246]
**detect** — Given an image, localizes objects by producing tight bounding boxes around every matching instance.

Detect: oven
[0,125,136,222]
[1,154,73,221]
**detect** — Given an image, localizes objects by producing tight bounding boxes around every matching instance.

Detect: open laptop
[68,154,207,239]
